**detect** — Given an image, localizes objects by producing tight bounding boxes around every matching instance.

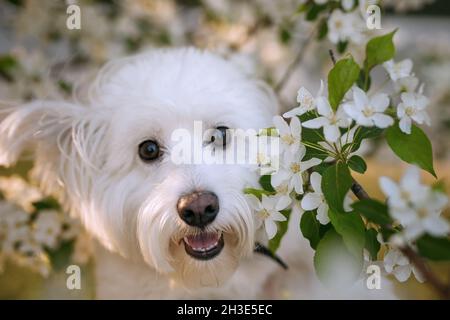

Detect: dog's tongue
[185,232,220,250]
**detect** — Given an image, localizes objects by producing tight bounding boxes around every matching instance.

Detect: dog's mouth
[182,231,224,260]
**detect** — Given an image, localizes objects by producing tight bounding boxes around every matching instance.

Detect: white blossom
[283,81,324,118]
[394,76,419,93]
[246,194,288,239]
[384,248,424,283]
[271,146,322,195]
[397,92,431,134]
[302,96,351,143]
[379,166,449,241]
[273,116,302,155]
[383,59,413,82]
[301,172,330,224]
[343,87,393,128]
[33,210,62,249]
[328,9,365,45]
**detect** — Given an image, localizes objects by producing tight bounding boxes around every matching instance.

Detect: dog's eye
[138,140,161,162]
[211,126,230,148]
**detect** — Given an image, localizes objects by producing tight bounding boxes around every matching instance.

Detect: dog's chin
[168,232,241,288]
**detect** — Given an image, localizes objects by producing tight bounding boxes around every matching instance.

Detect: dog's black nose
[177,191,219,228]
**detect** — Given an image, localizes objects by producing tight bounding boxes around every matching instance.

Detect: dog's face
[0,49,277,287]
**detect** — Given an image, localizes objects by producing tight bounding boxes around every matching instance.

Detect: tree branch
[350,179,450,299]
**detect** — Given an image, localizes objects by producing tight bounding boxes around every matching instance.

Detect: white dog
[0,48,395,299]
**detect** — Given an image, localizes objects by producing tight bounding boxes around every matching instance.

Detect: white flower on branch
[379,166,449,241]
[246,194,288,240]
[273,181,294,209]
[383,59,413,82]
[394,75,419,93]
[33,210,62,249]
[384,248,424,283]
[273,115,302,155]
[271,147,322,195]
[397,91,431,134]
[343,87,394,128]
[302,97,351,143]
[301,172,330,224]
[283,81,325,118]
[327,9,365,45]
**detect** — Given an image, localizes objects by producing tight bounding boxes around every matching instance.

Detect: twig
[274,26,317,94]
[400,246,450,299]
[351,179,450,299]
[328,49,336,65]
[351,179,370,200]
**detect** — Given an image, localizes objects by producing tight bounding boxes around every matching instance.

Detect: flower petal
[273,116,290,135]
[324,124,341,143]
[265,219,278,240]
[379,176,399,198]
[371,93,390,112]
[271,211,287,222]
[371,113,394,128]
[246,194,262,211]
[275,196,291,211]
[423,217,450,237]
[261,194,274,210]
[290,116,302,137]
[316,96,333,117]
[302,117,328,129]
[309,172,322,193]
[352,87,368,110]
[283,107,302,118]
[393,265,412,282]
[301,158,322,172]
[399,116,411,134]
[316,203,330,225]
[301,193,322,211]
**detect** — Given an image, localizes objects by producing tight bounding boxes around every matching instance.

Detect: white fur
[0,48,397,299]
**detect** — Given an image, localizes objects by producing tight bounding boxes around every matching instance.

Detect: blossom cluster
[245,27,448,286]
[0,175,92,276]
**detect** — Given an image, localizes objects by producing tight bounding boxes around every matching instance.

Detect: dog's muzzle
[177,191,224,260]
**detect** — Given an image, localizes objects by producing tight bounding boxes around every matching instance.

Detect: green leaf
[328,210,365,258]
[321,161,353,213]
[317,18,328,40]
[314,228,363,286]
[259,175,275,192]
[417,235,450,261]
[386,124,436,177]
[268,209,291,253]
[365,228,381,260]
[279,26,291,44]
[356,68,371,91]
[328,57,360,110]
[306,4,327,21]
[348,155,367,173]
[243,188,272,200]
[365,30,397,71]
[47,240,75,271]
[300,211,321,249]
[32,197,61,212]
[0,54,19,81]
[351,198,393,226]
[337,40,348,54]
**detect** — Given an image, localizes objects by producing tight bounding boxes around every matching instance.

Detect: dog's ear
[0,100,108,198]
